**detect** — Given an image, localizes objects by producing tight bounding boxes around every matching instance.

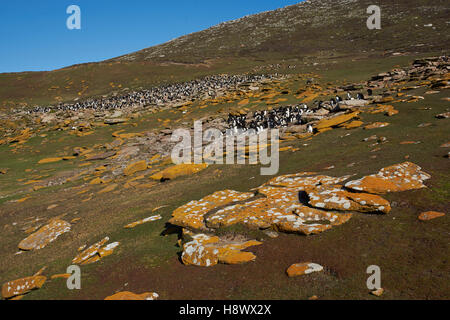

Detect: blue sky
[0,0,302,73]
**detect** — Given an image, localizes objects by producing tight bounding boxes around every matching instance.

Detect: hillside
[0,0,448,109]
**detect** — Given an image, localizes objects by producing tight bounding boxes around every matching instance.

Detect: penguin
[307,124,314,134]
[367,89,373,96]
[356,93,365,100]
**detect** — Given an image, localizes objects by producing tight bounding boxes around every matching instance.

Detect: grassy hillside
[0,0,448,109]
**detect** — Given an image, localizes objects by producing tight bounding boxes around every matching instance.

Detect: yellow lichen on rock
[151,163,208,181]
[18,219,71,251]
[345,162,431,194]
[315,112,360,131]
[123,160,147,176]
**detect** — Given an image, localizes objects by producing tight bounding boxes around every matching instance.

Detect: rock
[307,185,391,214]
[207,185,352,235]
[169,190,254,230]
[286,263,324,277]
[151,163,208,181]
[105,291,159,300]
[50,274,71,280]
[2,276,47,299]
[124,215,162,229]
[345,162,431,194]
[38,157,64,164]
[123,160,147,176]
[315,112,360,131]
[369,104,399,116]
[339,120,363,129]
[418,211,445,221]
[440,142,450,148]
[370,288,384,297]
[85,151,116,161]
[98,184,118,194]
[0,168,7,174]
[364,122,390,130]
[18,219,71,251]
[339,99,370,108]
[104,118,127,125]
[72,237,119,265]
[436,112,450,119]
[181,233,262,267]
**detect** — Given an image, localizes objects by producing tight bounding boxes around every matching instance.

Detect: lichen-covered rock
[105,291,159,300]
[207,186,352,235]
[151,163,208,180]
[2,276,46,299]
[18,219,71,251]
[181,234,262,267]
[315,112,360,131]
[169,190,254,230]
[262,172,352,190]
[418,211,445,221]
[72,237,119,265]
[123,160,147,176]
[364,122,390,130]
[345,162,431,194]
[124,215,162,229]
[286,263,324,277]
[307,185,391,214]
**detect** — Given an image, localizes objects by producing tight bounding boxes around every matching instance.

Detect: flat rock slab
[18,219,71,251]
[2,276,46,299]
[307,185,391,214]
[345,162,431,194]
[181,233,262,267]
[151,163,208,181]
[169,190,254,230]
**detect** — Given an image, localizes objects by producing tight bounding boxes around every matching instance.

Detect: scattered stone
[151,163,208,181]
[124,215,162,229]
[418,211,445,221]
[440,142,450,148]
[307,185,391,214]
[104,291,159,300]
[50,274,71,280]
[1,276,46,299]
[38,157,64,164]
[85,151,116,161]
[181,233,262,267]
[364,122,390,130]
[436,112,450,119]
[286,263,324,277]
[18,219,71,251]
[371,288,384,297]
[104,118,128,125]
[345,162,431,194]
[72,237,119,265]
[98,184,118,194]
[123,160,148,176]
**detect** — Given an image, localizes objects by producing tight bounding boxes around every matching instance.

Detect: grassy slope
[0,0,449,109]
[0,55,448,300]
